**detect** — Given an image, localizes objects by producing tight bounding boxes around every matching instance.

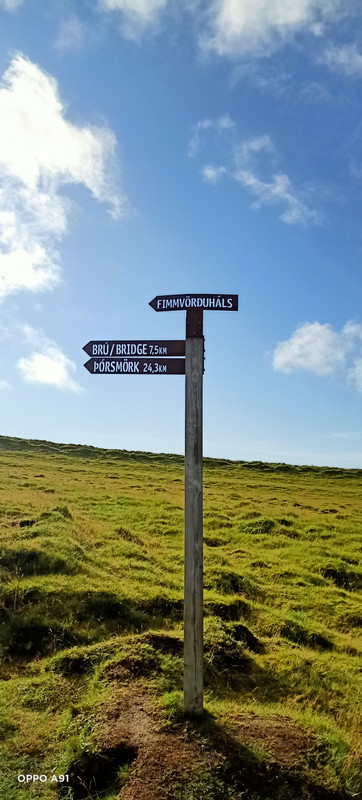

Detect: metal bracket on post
[184,308,204,716]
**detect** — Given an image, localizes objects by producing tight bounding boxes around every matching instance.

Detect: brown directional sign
[83,340,185,357]
[84,358,185,375]
[149,294,238,312]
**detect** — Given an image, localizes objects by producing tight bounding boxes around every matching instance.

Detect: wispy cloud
[348,357,362,391]
[98,0,169,38]
[188,115,234,158]
[327,431,362,439]
[229,62,292,98]
[0,379,11,390]
[17,325,82,393]
[96,0,351,61]
[190,116,322,226]
[323,43,362,77]
[236,171,321,225]
[199,0,345,57]
[0,54,129,303]
[236,134,276,166]
[0,0,23,9]
[200,165,226,184]
[54,15,86,52]
[273,320,362,392]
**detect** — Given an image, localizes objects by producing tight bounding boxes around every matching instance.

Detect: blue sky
[1,0,362,467]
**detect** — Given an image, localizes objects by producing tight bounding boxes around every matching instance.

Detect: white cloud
[0,379,10,390]
[273,321,362,393]
[17,325,82,392]
[323,43,362,77]
[188,115,234,158]
[273,322,346,375]
[98,0,168,37]
[232,135,318,224]
[99,0,166,15]
[229,62,292,97]
[0,54,128,303]
[0,0,23,9]
[200,0,344,57]
[236,170,321,225]
[236,134,276,166]
[190,117,321,226]
[310,22,324,36]
[349,358,362,392]
[54,15,86,52]
[328,431,362,439]
[96,0,359,66]
[201,164,226,183]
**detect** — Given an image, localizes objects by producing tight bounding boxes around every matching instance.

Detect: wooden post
[184,308,204,715]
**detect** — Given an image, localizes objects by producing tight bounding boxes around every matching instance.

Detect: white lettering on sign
[150,294,237,311]
[143,362,167,373]
[94,360,140,374]
[115,343,147,355]
[92,342,116,356]
[162,295,229,310]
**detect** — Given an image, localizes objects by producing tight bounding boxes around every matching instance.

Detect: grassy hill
[0,434,361,800]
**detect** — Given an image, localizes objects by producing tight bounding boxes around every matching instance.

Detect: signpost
[83,293,238,716]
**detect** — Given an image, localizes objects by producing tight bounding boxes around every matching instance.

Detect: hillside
[0,435,361,800]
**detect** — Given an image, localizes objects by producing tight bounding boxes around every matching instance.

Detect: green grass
[0,434,361,800]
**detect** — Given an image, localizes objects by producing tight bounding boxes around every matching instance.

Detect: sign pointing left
[83,340,185,357]
[84,358,185,375]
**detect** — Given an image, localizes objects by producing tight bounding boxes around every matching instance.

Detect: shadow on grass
[186,712,348,800]
[0,547,75,575]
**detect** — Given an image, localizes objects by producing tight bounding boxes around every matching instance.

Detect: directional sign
[84,357,185,375]
[149,294,238,312]
[83,340,185,358]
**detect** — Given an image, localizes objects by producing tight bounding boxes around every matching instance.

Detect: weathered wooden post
[184,308,204,715]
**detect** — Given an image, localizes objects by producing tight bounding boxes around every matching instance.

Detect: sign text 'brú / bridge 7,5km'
[83,340,185,357]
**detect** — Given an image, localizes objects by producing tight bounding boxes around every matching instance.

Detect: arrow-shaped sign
[149,294,238,312]
[83,340,185,357]
[84,357,185,375]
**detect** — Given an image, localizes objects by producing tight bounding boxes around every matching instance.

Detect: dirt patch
[63,689,345,800]
[96,689,205,800]
[223,713,316,769]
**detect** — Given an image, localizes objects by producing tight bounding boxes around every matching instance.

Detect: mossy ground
[0,435,361,799]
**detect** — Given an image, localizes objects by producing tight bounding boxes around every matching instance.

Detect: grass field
[0,434,361,800]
